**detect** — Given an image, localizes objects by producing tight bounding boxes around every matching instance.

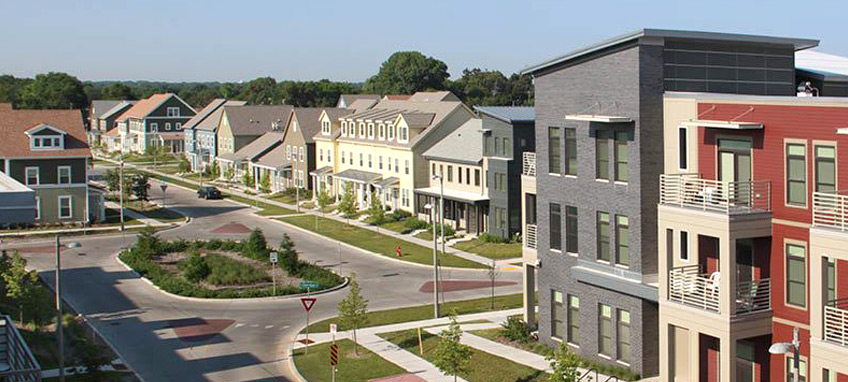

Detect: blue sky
[3,0,847,82]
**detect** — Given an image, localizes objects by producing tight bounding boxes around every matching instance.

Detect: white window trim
[341,121,347,137]
[57,165,72,185]
[151,123,158,132]
[58,195,72,219]
[378,123,386,140]
[399,126,409,143]
[387,124,395,141]
[359,122,366,138]
[34,196,40,220]
[176,122,182,130]
[30,135,64,150]
[25,166,39,186]
[167,107,180,117]
[165,122,172,131]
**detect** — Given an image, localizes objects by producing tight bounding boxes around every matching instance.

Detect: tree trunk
[353,328,358,355]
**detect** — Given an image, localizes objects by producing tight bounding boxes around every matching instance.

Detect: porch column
[718,235,738,316]
[719,337,737,382]
[523,264,536,329]
[810,253,827,340]
[358,183,365,208]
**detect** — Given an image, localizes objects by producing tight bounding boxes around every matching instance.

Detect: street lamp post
[424,203,438,318]
[119,152,125,232]
[56,237,81,382]
[770,327,801,382]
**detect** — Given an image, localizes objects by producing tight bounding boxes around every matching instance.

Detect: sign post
[269,252,278,296]
[159,184,168,209]
[330,323,338,382]
[301,296,317,354]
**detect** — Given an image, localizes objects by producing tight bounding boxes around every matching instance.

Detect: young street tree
[130,174,151,202]
[338,182,357,222]
[486,259,500,309]
[546,341,583,382]
[433,312,472,382]
[259,172,271,193]
[367,191,386,229]
[316,190,332,215]
[337,273,368,355]
[2,253,46,325]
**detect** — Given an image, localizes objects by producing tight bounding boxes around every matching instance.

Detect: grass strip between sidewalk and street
[452,239,522,260]
[379,328,548,382]
[280,215,484,269]
[293,339,405,382]
[303,293,522,334]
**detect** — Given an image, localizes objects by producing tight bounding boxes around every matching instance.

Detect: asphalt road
[5,176,523,382]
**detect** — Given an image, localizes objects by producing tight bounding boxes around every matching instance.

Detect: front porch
[414,187,488,236]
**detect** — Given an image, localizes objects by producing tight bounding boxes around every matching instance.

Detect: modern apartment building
[476,106,536,239]
[520,29,819,378]
[312,91,474,212]
[115,93,196,154]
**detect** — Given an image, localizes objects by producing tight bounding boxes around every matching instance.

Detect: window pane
[567,295,580,344]
[550,204,562,251]
[786,244,807,307]
[786,144,807,205]
[596,132,610,180]
[616,215,630,266]
[549,127,562,174]
[566,206,578,254]
[598,212,610,261]
[615,132,628,182]
[678,127,688,169]
[565,128,577,175]
[599,304,612,356]
[617,309,631,363]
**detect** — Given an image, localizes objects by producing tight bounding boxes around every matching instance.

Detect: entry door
[718,139,752,206]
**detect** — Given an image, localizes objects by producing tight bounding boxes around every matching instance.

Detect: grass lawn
[294,339,404,382]
[453,239,522,260]
[125,202,184,223]
[202,254,270,285]
[379,329,548,382]
[379,219,412,234]
[226,195,296,216]
[280,215,483,269]
[304,293,522,333]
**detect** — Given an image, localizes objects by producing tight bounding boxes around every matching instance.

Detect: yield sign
[301,297,317,312]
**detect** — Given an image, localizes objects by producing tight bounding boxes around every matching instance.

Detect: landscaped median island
[279,215,485,269]
[303,293,523,334]
[293,339,405,382]
[118,227,343,298]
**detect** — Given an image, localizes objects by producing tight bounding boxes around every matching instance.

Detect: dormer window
[341,121,347,137]
[378,124,386,140]
[387,123,395,141]
[399,125,409,142]
[167,107,180,117]
[367,123,375,139]
[322,120,331,135]
[293,120,298,132]
[359,122,366,138]
[26,124,66,150]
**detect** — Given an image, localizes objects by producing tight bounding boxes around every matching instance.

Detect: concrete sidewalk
[104,201,160,226]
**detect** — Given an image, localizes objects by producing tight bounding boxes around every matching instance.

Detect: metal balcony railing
[0,315,41,381]
[668,265,771,315]
[813,191,848,231]
[660,174,771,214]
[525,224,537,249]
[522,152,536,177]
[825,298,848,347]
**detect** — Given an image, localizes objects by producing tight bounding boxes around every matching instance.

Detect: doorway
[718,138,752,206]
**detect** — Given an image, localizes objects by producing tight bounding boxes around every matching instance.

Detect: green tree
[130,174,151,201]
[243,228,269,259]
[224,165,235,181]
[1,253,47,325]
[364,52,450,95]
[449,68,511,106]
[100,83,137,100]
[259,171,271,193]
[19,72,88,109]
[73,339,111,375]
[366,191,386,226]
[240,77,279,105]
[181,252,209,282]
[546,341,583,382]
[134,227,161,258]
[178,157,192,173]
[278,234,300,273]
[338,183,357,222]
[316,190,332,215]
[242,171,255,188]
[0,75,31,106]
[432,312,472,382]
[507,73,535,106]
[337,273,369,355]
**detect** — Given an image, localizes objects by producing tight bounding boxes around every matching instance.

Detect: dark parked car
[197,186,222,200]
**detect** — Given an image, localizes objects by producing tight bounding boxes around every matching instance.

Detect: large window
[786,243,807,308]
[614,131,628,182]
[549,127,562,174]
[616,215,629,267]
[678,127,688,170]
[565,206,578,254]
[58,195,72,219]
[597,212,611,262]
[617,309,631,364]
[552,291,564,339]
[786,357,807,382]
[25,167,39,186]
[166,107,180,117]
[503,138,511,158]
[567,295,580,345]
[596,131,610,180]
[786,143,807,206]
[550,203,562,251]
[58,166,72,184]
[815,145,836,193]
[599,304,613,357]
[565,128,577,176]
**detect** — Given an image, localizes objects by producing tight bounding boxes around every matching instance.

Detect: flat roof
[521,28,819,75]
[664,91,848,105]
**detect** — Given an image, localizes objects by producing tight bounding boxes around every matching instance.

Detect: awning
[680,119,763,130]
[310,166,334,176]
[374,177,399,189]
[414,186,489,204]
[565,114,633,123]
[333,169,382,184]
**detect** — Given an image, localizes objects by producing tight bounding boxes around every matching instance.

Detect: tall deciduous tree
[101,83,137,100]
[1,253,47,325]
[19,72,88,109]
[433,312,472,382]
[240,77,279,105]
[364,52,450,95]
[337,273,368,355]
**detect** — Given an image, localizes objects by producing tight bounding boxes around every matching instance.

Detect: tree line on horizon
[0,51,534,112]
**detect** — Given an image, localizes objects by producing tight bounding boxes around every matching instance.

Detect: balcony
[813,191,848,231]
[660,174,771,215]
[668,265,771,315]
[0,315,41,381]
[522,152,536,177]
[825,298,848,347]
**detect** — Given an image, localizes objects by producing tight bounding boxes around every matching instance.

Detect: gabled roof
[253,145,291,171]
[116,93,193,122]
[521,28,820,75]
[25,123,67,136]
[407,91,459,102]
[183,99,226,130]
[229,131,286,162]
[90,100,124,119]
[0,108,89,158]
[222,105,293,136]
[346,98,379,112]
[423,118,483,165]
[383,94,412,101]
[399,112,435,128]
[475,106,535,123]
[337,94,380,108]
[186,99,247,132]
[100,101,136,121]
[289,108,330,144]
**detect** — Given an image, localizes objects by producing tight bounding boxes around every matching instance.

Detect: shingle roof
[99,101,136,121]
[183,99,226,130]
[0,108,89,158]
[116,93,178,122]
[400,112,435,128]
[334,169,382,183]
[408,91,459,102]
[230,131,286,161]
[90,100,124,119]
[423,118,482,165]
[345,98,379,112]
[253,145,292,170]
[222,105,293,136]
[290,108,333,143]
[474,106,535,123]
[190,100,247,132]
[338,94,380,108]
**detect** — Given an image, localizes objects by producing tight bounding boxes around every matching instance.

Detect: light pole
[56,237,81,382]
[770,327,801,382]
[119,152,125,232]
[424,203,439,318]
[432,174,446,261]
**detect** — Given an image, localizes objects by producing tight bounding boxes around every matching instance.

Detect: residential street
[3,177,522,382]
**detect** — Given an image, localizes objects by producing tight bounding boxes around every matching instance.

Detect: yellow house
[311,91,474,213]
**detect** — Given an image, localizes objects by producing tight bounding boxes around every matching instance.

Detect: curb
[114,252,349,303]
[271,218,485,272]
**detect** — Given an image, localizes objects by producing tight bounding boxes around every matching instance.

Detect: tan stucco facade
[809,227,848,378]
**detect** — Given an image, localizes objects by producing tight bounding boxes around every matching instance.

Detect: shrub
[478,232,511,244]
[499,316,532,343]
[427,223,456,238]
[205,239,223,250]
[404,218,429,231]
[242,228,269,261]
[134,227,161,258]
[389,209,412,221]
[179,252,209,282]
[203,254,269,286]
